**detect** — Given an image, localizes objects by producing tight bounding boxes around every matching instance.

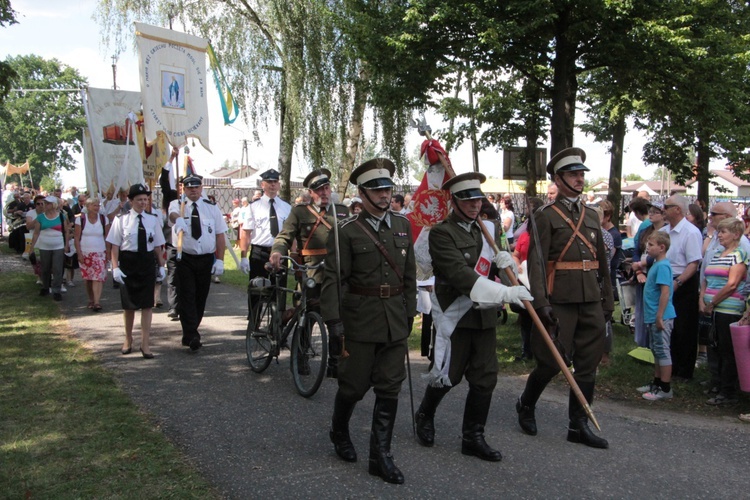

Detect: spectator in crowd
[390,193,406,214]
[74,197,110,312]
[599,200,624,296]
[499,195,516,245]
[700,202,750,382]
[71,192,87,217]
[230,198,242,247]
[252,189,262,201]
[28,196,70,301]
[546,184,558,204]
[638,232,677,400]
[586,190,602,205]
[238,196,250,254]
[631,200,668,347]
[687,203,706,234]
[349,196,363,215]
[700,217,748,405]
[626,191,651,237]
[589,204,615,366]
[662,195,703,380]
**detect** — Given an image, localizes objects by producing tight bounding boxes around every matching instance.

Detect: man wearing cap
[269,168,349,375]
[106,184,166,358]
[321,158,416,484]
[239,169,292,318]
[517,147,614,449]
[414,172,532,462]
[168,174,228,351]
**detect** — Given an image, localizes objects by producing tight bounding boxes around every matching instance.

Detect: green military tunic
[321,208,417,400]
[429,212,500,391]
[526,197,614,382]
[271,202,348,283]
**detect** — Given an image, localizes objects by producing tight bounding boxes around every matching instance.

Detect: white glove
[240,257,250,274]
[156,267,166,282]
[173,217,188,235]
[212,259,224,276]
[469,277,533,309]
[493,250,518,277]
[113,267,127,285]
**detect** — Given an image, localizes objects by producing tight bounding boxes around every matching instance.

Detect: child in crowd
[638,232,677,400]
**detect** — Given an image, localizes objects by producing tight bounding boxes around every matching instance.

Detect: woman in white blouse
[74,197,110,311]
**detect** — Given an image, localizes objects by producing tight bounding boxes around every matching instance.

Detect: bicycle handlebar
[265,255,325,273]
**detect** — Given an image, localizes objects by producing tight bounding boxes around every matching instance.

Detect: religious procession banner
[81,87,144,196]
[135,22,211,152]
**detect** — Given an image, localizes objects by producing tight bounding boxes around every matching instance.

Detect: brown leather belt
[349,284,404,298]
[300,248,327,256]
[553,260,596,271]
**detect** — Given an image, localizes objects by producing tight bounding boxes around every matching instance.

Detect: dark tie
[269,198,279,237]
[137,214,147,252]
[191,202,202,239]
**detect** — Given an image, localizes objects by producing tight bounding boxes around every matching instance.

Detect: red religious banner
[407,138,452,242]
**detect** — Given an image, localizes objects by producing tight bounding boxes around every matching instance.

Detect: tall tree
[0,0,18,103]
[0,55,87,186]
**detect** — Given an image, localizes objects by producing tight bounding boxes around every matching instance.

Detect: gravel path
[4,250,750,499]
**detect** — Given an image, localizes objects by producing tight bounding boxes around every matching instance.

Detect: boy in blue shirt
[638,232,677,400]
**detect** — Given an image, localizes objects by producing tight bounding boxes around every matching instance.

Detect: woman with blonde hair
[74,196,110,311]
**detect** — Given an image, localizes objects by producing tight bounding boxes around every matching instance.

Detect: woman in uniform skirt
[106,184,166,358]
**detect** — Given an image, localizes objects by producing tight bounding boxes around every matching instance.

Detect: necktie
[269,198,279,237]
[137,214,147,252]
[191,202,202,239]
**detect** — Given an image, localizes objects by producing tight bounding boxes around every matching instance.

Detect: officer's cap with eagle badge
[442,172,486,200]
[350,158,396,189]
[546,147,590,176]
[303,169,332,190]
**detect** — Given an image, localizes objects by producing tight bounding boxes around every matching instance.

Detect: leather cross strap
[353,218,404,284]
[300,205,331,256]
[549,204,598,260]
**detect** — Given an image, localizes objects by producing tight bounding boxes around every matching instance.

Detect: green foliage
[0,0,17,103]
[0,55,87,185]
[39,175,56,193]
[624,173,645,182]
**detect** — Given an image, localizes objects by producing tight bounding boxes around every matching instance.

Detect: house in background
[621,180,686,198]
[685,169,750,198]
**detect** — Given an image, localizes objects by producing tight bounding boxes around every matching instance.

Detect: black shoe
[189,338,202,351]
[168,310,179,321]
[39,288,49,297]
[415,411,435,447]
[53,293,62,301]
[461,427,502,462]
[461,390,502,461]
[567,420,609,449]
[140,348,154,359]
[516,397,537,436]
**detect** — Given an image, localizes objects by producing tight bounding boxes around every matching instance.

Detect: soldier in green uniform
[321,158,416,485]
[270,169,349,375]
[414,172,532,462]
[517,147,614,449]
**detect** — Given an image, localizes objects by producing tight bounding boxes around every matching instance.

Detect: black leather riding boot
[415,385,450,447]
[368,397,404,484]
[460,389,502,462]
[567,381,608,449]
[330,391,358,462]
[517,370,549,436]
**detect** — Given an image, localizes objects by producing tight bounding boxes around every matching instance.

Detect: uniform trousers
[446,327,498,395]
[670,273,700,379]
[247,245,272,319]
[530,301,605,385]
[166,245,179,313]
[337,337,407,401]
[176,252,214,345]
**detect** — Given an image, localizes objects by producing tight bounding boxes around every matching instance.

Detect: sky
[1,0,691,191]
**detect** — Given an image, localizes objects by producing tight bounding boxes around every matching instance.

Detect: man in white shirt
[663,194,703,380]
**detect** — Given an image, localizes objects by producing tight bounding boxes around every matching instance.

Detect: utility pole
[111,55,118,90]
[240,139,249,178]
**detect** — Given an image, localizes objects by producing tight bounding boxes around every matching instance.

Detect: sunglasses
[663,204,677,210]
[710,211,728,217]
[35,202,44,206]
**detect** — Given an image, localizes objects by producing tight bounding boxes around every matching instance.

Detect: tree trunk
[339,66,369,198]
[278,70,295,202]
[695,134,711,207]
[550,7,577,155]
[607,115,626,225]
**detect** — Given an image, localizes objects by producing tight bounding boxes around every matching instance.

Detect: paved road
[58,274,748,499]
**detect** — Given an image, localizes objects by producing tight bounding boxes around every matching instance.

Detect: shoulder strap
[549,204,597,260]
[301,205,332,254]
[353,218,404,284]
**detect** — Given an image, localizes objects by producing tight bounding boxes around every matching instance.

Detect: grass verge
[0,267,217,498]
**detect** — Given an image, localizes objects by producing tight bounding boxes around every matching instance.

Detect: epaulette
[340,212,360,228]
[250,198,261,204]
[204,198,216,205]
[146,211,159,217]
[539,201,556,211]
[293,201,311,208]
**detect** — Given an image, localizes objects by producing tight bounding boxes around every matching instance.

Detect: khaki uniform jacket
[430,212,498,330]
[321,209,417,343]
[271,202,348,283]
[527,199,614,312]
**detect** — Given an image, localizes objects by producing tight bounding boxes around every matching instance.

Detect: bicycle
[246,256,328,397]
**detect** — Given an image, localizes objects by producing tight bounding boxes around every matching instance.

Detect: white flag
[82,87,144,195]
[135,22,211,152]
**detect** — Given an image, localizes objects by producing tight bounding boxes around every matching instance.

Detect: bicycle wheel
[291,311,327,397]
[246,300,275,373]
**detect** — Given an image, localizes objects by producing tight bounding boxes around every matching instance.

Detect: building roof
[684,169,750,188]
[622,180,686,195]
